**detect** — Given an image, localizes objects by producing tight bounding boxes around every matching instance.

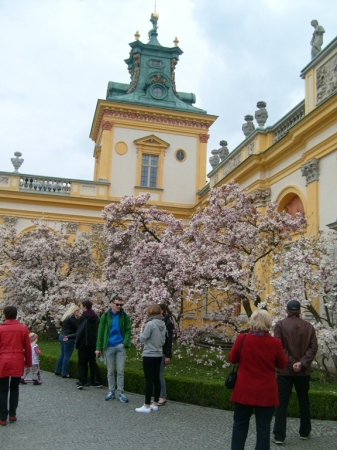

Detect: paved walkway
[1,371,336,449]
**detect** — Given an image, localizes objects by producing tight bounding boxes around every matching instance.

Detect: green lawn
[39,336,337,394]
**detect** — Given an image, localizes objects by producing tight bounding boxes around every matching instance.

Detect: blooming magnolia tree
[270,231,337,373]
[0,221,100,337]
[185,183,307,317]
[101,184,309,364]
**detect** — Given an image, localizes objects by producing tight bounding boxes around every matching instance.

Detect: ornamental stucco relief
[316,54,337,104]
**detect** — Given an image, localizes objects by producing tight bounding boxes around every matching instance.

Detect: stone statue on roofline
[11,152,24,172]
[242,115,255,138]
[311,20,325,59]
[209,149,220,169]
[218,140,229,161]
[255,101,268,127]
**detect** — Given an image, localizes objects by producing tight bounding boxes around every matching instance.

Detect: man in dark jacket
[75,300,103,389]
[272,300,318,445]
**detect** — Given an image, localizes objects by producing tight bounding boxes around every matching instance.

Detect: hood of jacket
[83,309,98,322]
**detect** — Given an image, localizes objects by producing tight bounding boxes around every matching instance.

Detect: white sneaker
[150,404,158,411]
[135,405,151,413]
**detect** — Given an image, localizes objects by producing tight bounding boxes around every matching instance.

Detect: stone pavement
[1,371,336,450]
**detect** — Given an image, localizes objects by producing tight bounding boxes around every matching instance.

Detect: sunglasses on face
[114,303,123,307]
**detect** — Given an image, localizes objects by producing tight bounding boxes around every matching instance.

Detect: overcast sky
[0,0,336,180]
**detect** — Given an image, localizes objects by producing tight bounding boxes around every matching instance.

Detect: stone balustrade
[19,176,71,194]
[273,100,305,142]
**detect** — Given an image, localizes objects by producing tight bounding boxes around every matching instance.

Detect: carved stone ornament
[247,141,255,155]
[209,149,220,169]
[255,101,268,127]
[218,140,229,161]
[65,222,79,234]
[301,158,320,185]
[11,152,24,172]
[102,121,113,131]
[242,115,255,138]
[103,108,211,131]
[127,53,141,94]
[250,188,271,207]
[3,216,18,227]
[171,58,181,99]
[199,134,210,143]
[316,54,337,104]
[0,176,9,185]
[91,223,104,234]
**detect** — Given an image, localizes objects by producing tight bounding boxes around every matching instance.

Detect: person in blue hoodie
[135,304,166,414]
[95,295,131,403]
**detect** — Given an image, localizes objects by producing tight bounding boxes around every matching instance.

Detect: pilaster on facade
[98,120,114,181]
[250,188,271,207]
[301,158,320,185]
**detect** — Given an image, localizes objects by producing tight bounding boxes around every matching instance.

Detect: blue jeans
[105,344,125,392]
[273,375,311,441]
[231,402,275,450]
[55,334,75,377]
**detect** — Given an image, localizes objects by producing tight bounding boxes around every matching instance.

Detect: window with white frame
[141,154,158,188]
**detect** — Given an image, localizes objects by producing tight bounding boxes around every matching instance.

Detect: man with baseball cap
[272,300,318,445]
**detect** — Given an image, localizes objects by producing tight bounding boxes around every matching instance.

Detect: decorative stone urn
[209,149,220,169]
[255,101,268,127]
[242,115,255,138]
[11,152,24,172]
[218,140,229,161]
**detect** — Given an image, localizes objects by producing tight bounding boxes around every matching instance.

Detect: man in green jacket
[95,295,131,402]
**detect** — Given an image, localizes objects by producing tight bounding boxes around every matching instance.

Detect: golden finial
[173,37,179,47]
[134,30,140,41]
[152,11,159,19]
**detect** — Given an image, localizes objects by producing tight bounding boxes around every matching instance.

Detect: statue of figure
[11,152,24,172]
[148,12,159,38]
[311,20,325,59]
[218,140,229,161]
[242,115,255,138]
[209,149,220,169]
[255,101,268,127]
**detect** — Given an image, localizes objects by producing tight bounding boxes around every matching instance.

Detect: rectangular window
[141,154,158,188]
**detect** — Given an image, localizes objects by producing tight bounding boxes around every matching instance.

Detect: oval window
[176,150,186,161]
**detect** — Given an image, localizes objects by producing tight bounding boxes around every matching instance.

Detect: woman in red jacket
[228,309,287,450]
[0,306,32,426]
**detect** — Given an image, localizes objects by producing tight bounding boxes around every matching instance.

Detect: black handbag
[225,334,247,389]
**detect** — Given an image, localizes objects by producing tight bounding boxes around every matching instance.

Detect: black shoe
[84,382,91,387]
[90,382,103,388]
[76,382,84,390]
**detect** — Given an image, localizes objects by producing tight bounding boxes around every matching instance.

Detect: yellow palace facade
[1,13,337,246]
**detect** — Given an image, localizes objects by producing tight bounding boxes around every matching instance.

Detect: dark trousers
[0,377,20,421]
[231,402,275,450]
[78,348,102,385]
[142,356,162,405]
[273,375,311,441]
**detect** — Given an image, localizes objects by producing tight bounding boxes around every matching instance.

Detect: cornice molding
[90,101,217,142]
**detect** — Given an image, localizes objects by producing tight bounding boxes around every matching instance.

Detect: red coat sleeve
[228,334,244,364]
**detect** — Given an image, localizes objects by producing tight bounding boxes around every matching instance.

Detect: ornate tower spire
[148,11,160,45]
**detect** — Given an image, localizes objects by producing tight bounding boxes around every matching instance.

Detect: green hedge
[41,354,337,420]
